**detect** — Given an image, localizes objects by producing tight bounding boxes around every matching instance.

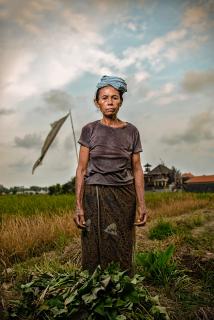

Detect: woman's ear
[119,100,123,108]
[94,98,99,109]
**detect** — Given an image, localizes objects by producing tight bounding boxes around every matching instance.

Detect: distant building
[144,164,173,190]
[181,172,194,184]
[183,175,214,192]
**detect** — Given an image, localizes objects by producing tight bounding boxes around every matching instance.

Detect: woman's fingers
[73,213,86,229]
[134,210,147,227]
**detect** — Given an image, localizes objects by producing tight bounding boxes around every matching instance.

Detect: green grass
[135,245,182,286]
[149,220,177,240]
[0,194,75,217]
[1,191,213,218]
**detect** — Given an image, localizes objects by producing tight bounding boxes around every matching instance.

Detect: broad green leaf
[115,316,126,320]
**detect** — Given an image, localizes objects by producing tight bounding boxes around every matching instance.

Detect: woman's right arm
[73,145,89,229]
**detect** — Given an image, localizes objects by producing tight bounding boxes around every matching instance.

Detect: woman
[74,75,147,276]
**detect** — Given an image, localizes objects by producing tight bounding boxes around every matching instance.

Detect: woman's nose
[107,98,113,105]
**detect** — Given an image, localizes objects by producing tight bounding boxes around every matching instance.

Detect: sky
[0,0,214,188]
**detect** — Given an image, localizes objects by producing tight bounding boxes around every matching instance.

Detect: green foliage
[0,194,75,216]
[8,264,169,320]
[49,178,75,195]
[149,220,176,240]
[1,191,213,218]
[136,245,180,286]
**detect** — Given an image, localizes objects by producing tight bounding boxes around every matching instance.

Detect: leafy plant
[8,263,170,320]
[149,220,176,240]
[136,245,180,286]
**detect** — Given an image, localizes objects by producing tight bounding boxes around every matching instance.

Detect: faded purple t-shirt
[78,120,142,185]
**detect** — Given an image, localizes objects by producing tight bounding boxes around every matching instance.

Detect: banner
[32,113,69,174]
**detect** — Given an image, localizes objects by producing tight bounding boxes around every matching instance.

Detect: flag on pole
[32,113,69,174]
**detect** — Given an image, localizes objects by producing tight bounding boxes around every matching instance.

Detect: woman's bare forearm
[132,153,147,226]
[75,146,89,212]
[133,167,146,208]
[75,166,86,210]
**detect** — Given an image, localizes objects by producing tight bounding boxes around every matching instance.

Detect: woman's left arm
[132,152,147,227]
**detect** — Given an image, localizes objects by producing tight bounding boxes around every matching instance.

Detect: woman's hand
[73,208,86,229]
[134,206,147,227]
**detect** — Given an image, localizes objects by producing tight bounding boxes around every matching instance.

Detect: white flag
[32,113,69,174]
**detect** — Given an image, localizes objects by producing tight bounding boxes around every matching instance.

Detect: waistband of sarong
[84,183,135,191]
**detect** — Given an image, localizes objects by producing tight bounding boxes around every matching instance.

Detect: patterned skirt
[81,183,136,276]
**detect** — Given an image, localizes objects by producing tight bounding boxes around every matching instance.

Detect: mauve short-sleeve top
[78,120,142,186]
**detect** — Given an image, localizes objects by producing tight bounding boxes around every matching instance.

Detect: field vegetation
[0,191,214,319]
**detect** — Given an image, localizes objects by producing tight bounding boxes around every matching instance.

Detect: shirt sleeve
[78,124,91,148]
[132,128,143,153]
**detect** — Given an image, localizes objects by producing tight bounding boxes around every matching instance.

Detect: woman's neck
[101,117,119,127]
[100,117,127,128]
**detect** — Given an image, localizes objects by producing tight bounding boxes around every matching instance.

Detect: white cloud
[134,70,150,83]
[143,82,188,106]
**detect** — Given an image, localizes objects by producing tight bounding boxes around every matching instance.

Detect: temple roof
[149,164,172,175]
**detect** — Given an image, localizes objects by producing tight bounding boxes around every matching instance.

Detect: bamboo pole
[69,109,78,163]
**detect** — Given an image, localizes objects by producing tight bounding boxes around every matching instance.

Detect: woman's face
[95,86,122,118]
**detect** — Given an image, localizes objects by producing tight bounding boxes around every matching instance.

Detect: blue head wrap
[96,75,127,93]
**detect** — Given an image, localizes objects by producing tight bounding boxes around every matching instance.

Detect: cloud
[134,70,150,83]
[14,133,42,149]
[0,2,120,108]
[144,82,187,106]
[9,158,32,171]
[64,131,81,151]
[1,0,211,113]
[181,70,214,93]
[121,29,187,70]
[0,108,15,115]
[161,111,214,145]
[182,3,214,31]
[43,90,74,112]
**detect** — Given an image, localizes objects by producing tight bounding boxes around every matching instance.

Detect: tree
[169,166,182,188]
[48,183,62,195]
[61,177,75,194]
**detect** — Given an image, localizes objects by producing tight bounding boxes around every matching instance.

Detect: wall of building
[183,183,214,192]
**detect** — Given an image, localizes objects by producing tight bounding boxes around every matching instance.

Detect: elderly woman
[74,75,147,276]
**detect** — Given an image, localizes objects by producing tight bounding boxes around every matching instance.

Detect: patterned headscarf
[96,75,127,93]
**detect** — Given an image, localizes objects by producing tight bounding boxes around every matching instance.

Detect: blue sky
[0,0,214,187]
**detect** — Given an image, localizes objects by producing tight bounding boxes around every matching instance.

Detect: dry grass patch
[0,213,79,267]
[148,197,211,221]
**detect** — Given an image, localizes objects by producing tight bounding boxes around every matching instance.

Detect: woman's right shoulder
[81,120,100,131]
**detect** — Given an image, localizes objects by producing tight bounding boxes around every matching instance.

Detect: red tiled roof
[186,175,214,184]
[182,172,194,178]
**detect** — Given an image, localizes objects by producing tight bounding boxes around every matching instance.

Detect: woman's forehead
[99,86,120,95]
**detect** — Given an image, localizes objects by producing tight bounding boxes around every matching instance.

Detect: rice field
[0,191,214,319]
[0,191,212,217]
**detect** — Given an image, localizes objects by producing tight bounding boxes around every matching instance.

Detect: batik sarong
[81,183,136,276]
